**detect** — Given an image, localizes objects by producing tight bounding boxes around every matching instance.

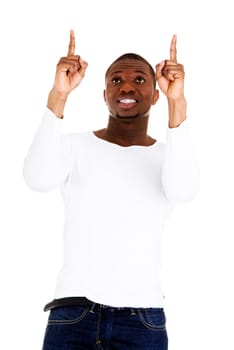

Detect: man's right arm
[23,30,88,192]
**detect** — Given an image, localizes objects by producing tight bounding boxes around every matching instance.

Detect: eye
[135,76,145,84]
[111,77,121,84]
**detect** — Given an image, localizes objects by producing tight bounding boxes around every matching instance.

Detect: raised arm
[23,31,87,192]
[157,36,199,202]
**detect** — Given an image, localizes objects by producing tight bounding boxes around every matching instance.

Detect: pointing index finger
[170,34,177,62]
[67,29,75,56]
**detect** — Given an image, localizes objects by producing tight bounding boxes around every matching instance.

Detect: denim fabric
[42,303,168,349]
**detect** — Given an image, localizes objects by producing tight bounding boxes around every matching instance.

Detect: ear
[152,89,159,105]
[103,89,107,103]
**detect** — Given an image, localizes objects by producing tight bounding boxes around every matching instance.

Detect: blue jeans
[42,302,168,349]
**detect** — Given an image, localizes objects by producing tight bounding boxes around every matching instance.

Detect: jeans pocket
[138,308,166,331]
[48,305,90,325]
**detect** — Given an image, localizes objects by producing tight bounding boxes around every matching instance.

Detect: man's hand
[156,35,186,127]
[52,30,88,97]
[156,35,184,100]
[47,30,88,118]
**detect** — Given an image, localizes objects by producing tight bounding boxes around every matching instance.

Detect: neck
[94,115,155,147]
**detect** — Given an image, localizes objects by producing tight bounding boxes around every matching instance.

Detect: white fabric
[23,108,199,307]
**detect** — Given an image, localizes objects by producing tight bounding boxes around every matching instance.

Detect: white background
[0,0,233,349]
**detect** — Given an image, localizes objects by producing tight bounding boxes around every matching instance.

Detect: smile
[118,99,137,104]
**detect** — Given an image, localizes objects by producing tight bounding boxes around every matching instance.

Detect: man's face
[104,59,159,119]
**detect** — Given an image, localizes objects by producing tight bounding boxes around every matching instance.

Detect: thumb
[155,60,165,81]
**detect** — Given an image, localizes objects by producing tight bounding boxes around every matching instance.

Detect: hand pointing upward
[47,30,88,117]
[156,35,185,101]
[52,30,88,96]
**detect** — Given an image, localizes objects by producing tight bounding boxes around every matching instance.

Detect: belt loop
[89,303,96,313]
[130,308,137,316]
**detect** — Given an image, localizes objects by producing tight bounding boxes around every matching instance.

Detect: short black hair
[105,53,156,88]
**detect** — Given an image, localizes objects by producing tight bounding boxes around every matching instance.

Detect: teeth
[120,99,136,104]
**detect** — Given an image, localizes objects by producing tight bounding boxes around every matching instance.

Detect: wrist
[47,89,68,118]
[167,97,187,128]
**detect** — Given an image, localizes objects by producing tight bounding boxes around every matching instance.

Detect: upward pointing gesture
[48,30,88,117]
[52,30,88,97]
[156,35,185,100]
[67,29,76,56]
[170,34,177,62]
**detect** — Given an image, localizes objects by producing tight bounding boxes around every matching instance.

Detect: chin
[113,111,143,119]
[116,114,139,119]
[110,110,148,119]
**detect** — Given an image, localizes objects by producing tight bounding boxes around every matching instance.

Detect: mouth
[117,98,138,108]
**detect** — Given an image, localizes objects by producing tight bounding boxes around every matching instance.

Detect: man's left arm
[156,35,200,202]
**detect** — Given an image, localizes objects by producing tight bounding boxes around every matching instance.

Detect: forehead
[107,59,152,77]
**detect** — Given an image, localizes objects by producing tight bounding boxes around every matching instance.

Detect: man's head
[104,53,159,119]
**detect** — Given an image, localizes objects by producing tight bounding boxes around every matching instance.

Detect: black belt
[44,297,93,312]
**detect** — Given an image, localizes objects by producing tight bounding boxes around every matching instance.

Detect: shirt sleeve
[161,120,200,203]
[23,108,73,192]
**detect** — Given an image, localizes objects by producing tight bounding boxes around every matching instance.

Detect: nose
[120,81,135,94]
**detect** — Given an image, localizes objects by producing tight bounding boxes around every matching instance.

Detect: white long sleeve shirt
[23,108,199,308]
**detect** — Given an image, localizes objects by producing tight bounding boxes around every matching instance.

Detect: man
[23,30,199,349]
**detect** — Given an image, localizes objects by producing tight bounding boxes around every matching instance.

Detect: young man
[23,30,199,349]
